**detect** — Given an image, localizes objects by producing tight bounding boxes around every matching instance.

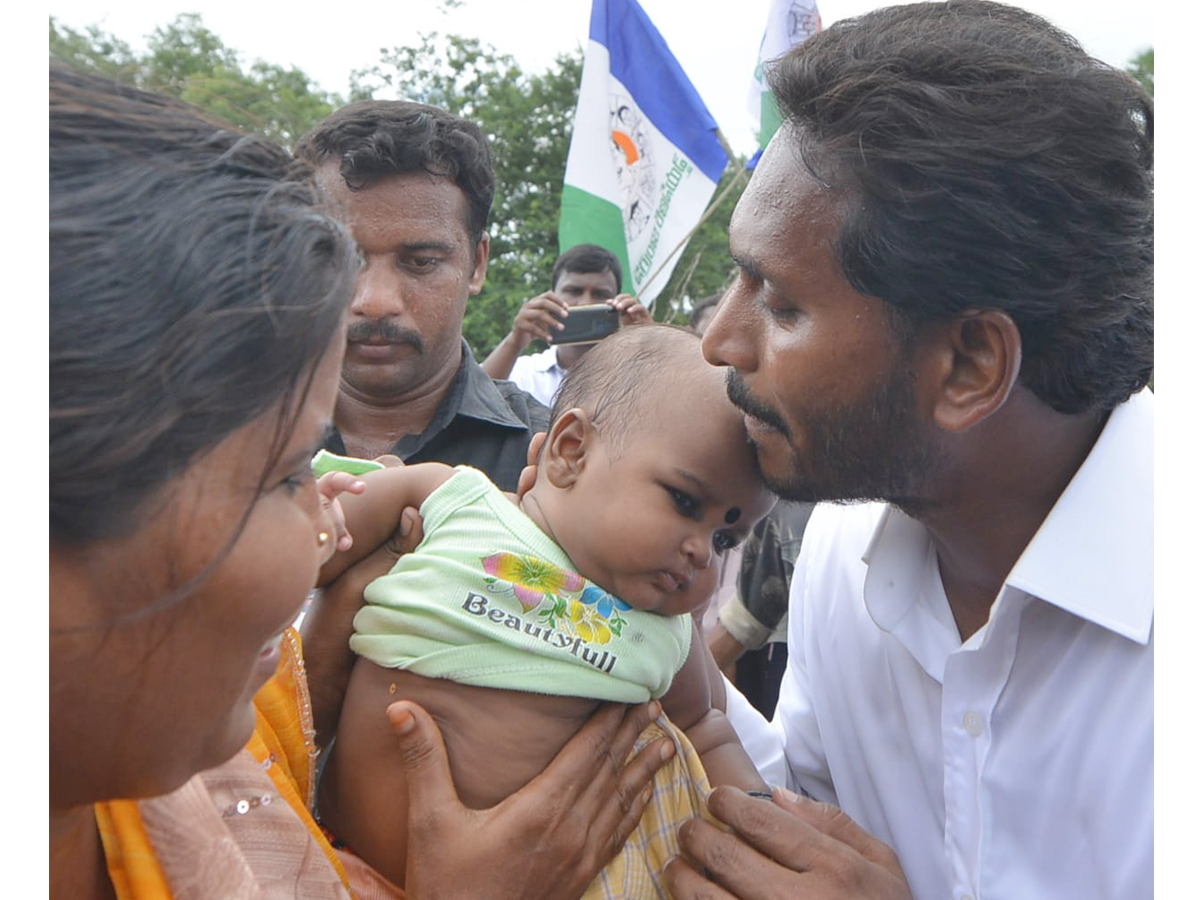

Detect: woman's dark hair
[50,64,357,544]
[293,100,495,248]
[768,0,1153,414]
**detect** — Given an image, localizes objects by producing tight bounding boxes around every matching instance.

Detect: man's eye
[763,299,800,321]
[401,255,439,272]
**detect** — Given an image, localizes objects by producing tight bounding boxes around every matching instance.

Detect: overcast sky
[47,0,1153,156]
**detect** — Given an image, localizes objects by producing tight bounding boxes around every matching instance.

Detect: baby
[316,325,775,897]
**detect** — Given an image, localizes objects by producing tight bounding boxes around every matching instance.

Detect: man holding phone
[482,243,652,406]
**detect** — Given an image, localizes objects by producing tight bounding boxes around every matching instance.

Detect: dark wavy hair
[293,100,495,247]
[551,244,623,293]
[767,0,1153,414]
[50,64,356,546]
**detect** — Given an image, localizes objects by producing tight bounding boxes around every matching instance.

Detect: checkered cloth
[585,715,720,900]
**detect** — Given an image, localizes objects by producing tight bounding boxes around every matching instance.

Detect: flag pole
[638,129,749,310]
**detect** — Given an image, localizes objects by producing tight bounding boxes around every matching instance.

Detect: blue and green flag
[748,0,822,167]
[559,0,728,304]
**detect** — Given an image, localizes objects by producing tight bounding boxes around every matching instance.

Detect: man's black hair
[769,0,1153,413]
[295,100,495,246]
[551,244,623,293]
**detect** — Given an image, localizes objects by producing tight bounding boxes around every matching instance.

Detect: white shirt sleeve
[722,674,789,788]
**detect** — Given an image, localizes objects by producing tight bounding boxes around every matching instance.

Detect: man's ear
[542,408,592,488]
[468,234,490,295]
[926,310,1023,433]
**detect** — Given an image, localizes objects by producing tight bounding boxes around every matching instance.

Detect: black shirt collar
[325,340,529,459]
[450,341,529,430]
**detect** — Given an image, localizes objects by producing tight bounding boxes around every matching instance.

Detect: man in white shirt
[482,244,651,406]
[663,3,1154,900]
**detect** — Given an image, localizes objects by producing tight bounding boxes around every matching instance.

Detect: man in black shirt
[295,102,547,491]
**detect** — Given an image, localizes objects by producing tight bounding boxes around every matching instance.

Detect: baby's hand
[316,470,366,558]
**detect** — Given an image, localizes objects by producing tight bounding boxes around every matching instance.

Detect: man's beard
[725,362,942,512]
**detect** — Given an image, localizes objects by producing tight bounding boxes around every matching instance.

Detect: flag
[748,0,822,166]
[559,0,728,305]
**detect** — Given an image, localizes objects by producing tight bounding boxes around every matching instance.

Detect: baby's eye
[667,487,700,519]
[713,531,741,554]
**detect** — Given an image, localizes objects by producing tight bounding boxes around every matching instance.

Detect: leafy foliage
[48,18,138,80]
[49,14,342,146]
[1126,48,1153,96]
[48,13,746,356]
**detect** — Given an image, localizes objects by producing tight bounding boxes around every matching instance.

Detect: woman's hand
[391,698,676,900]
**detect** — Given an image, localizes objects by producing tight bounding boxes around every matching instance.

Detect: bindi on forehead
[724,507,741,525]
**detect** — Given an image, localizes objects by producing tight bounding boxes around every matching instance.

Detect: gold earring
[317,531,330,547]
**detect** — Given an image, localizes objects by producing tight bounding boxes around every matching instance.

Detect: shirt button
[962,711,984,737]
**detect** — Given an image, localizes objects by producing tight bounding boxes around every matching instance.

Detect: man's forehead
[741,142,808,209]
[313,162,472,243]
[312,161,348,205]
[731,144,843,254]
[313,161,463,207]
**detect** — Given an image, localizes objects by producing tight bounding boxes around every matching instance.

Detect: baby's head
[525,324,775,617]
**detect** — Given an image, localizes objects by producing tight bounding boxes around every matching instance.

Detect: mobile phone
[554,303,620,345]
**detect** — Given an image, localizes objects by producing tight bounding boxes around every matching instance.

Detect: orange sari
[94,629,397,899]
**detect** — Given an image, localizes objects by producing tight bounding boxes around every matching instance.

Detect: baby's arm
[660,619,769,793]
[316,462,456,586]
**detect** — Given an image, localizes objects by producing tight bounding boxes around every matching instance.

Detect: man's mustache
[347,320,423,352]
[725,369,791,438]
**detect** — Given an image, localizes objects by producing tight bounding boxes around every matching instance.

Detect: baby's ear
[526,431,548,466]
[543,408,592,488]
[515,431,549,499]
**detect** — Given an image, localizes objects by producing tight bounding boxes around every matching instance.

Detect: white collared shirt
[727,390,1153,900]
[508,347,567,408]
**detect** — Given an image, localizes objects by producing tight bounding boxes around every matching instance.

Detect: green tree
[49,14,341,145]
[1126,48,1153,96]
[138,13,241,95]
[49,17,138,80]
[49,12,746,353]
